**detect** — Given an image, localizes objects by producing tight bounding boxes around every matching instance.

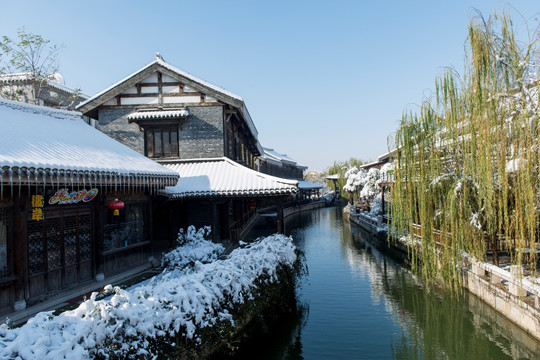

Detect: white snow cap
[0,98,178,183]
[162,157,298,198]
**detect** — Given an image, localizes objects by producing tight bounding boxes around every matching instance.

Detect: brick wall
[180,106,224,159]
[97,108,144,154]
[96,106,225,159]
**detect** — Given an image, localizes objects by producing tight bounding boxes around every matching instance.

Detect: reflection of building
[77,54,302,242]
[0,99,177,316]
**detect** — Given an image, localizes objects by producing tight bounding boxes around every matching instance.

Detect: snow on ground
[0,227,297,360]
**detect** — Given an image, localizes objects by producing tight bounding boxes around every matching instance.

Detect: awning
[161,157,298,199]
[127,109,189,121]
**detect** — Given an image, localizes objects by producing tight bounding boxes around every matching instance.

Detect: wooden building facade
[0,99,177,316]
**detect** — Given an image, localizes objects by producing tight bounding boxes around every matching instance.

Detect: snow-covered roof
[326,174,340,180]
[0,98,178,188]
[161,157,298,198]
[127,109,189,121]
[76,54,258,142]
[262,147,296,165]
[261,147,307,171]
[77,57,241,109]
[0,72,89,98]
[297,180,323,190]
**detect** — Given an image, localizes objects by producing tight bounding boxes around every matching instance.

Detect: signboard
[49,188,99,205]
[31,195,44,221]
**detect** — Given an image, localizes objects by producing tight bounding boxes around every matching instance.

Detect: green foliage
[326,157,366,200]
[391,11,540,292]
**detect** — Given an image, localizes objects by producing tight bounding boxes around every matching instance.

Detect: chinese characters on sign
[31,195,44,221]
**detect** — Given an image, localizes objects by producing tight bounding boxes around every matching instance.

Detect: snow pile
[161,226,224,270]
[0,231,297,360]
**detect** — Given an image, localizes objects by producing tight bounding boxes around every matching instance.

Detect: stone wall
[97,108,144,154]
[96,106,225,159]
[180,106,224,159]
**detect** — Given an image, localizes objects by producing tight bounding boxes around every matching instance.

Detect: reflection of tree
[347,224,540,360]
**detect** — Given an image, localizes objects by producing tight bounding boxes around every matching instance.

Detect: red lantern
[108,198,125,216]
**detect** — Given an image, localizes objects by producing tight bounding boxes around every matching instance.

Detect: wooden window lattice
[79,213,92,262]
[46,218,62,272]
[28,220,45,275]
[27,208,92,276]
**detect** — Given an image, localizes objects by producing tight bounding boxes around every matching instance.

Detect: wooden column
[14,195,27,310]
[94,195,105,281]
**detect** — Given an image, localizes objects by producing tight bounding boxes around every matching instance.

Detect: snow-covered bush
[343,162,395,215]
[0,231,299,360]
[161,225,224,270]
[343,166,368,194]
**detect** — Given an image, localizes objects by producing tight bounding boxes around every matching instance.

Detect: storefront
[0,99,178,315]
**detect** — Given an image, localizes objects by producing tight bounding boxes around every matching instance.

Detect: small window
[145,126,179,158]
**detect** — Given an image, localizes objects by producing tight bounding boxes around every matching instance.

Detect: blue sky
[1,1,538,171]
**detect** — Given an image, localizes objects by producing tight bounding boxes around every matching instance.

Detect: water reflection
[349,216,540,360]
[230,207,540,360]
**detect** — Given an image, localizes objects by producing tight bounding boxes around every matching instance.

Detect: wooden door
[27,207,93,301]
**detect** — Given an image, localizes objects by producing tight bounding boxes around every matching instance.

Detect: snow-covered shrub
[360,168,380,204]
[161,225,224,270]
[343,167,368,194]
[0,231,299,360]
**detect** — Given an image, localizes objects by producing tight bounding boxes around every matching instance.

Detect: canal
[231,206,540,359]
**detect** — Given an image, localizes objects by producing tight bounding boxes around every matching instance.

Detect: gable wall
[98,108,145,154]
[180,105,224,159]
[96,105,225,159]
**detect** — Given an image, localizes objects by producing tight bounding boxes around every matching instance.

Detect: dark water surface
[232,207,540,360]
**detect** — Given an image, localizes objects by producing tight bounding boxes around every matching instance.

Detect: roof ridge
[0,97,82,120]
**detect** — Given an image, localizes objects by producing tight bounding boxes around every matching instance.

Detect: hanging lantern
[108,198,125,216]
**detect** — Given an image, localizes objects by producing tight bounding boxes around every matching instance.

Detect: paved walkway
[4,263,161,326]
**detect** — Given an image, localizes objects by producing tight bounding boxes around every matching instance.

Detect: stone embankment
[345,205,540,342]
[0,230,303,360]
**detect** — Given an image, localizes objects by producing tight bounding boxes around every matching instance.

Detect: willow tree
[391,11,540,291]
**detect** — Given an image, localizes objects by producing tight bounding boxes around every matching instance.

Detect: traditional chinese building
[157,157,298,242]
[76,54,302,243]
[0,72,88,110]
[0,99,177,315]
[76,53,261,168]
[259,147,307,180]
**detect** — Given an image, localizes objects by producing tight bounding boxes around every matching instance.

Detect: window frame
[144,125,179,159]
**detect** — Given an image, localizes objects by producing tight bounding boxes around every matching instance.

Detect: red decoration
[108,198,125,216]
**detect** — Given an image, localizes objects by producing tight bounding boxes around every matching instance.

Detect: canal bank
[346,205,540,343]
[0,231,303,359]
[228,206,540,359]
